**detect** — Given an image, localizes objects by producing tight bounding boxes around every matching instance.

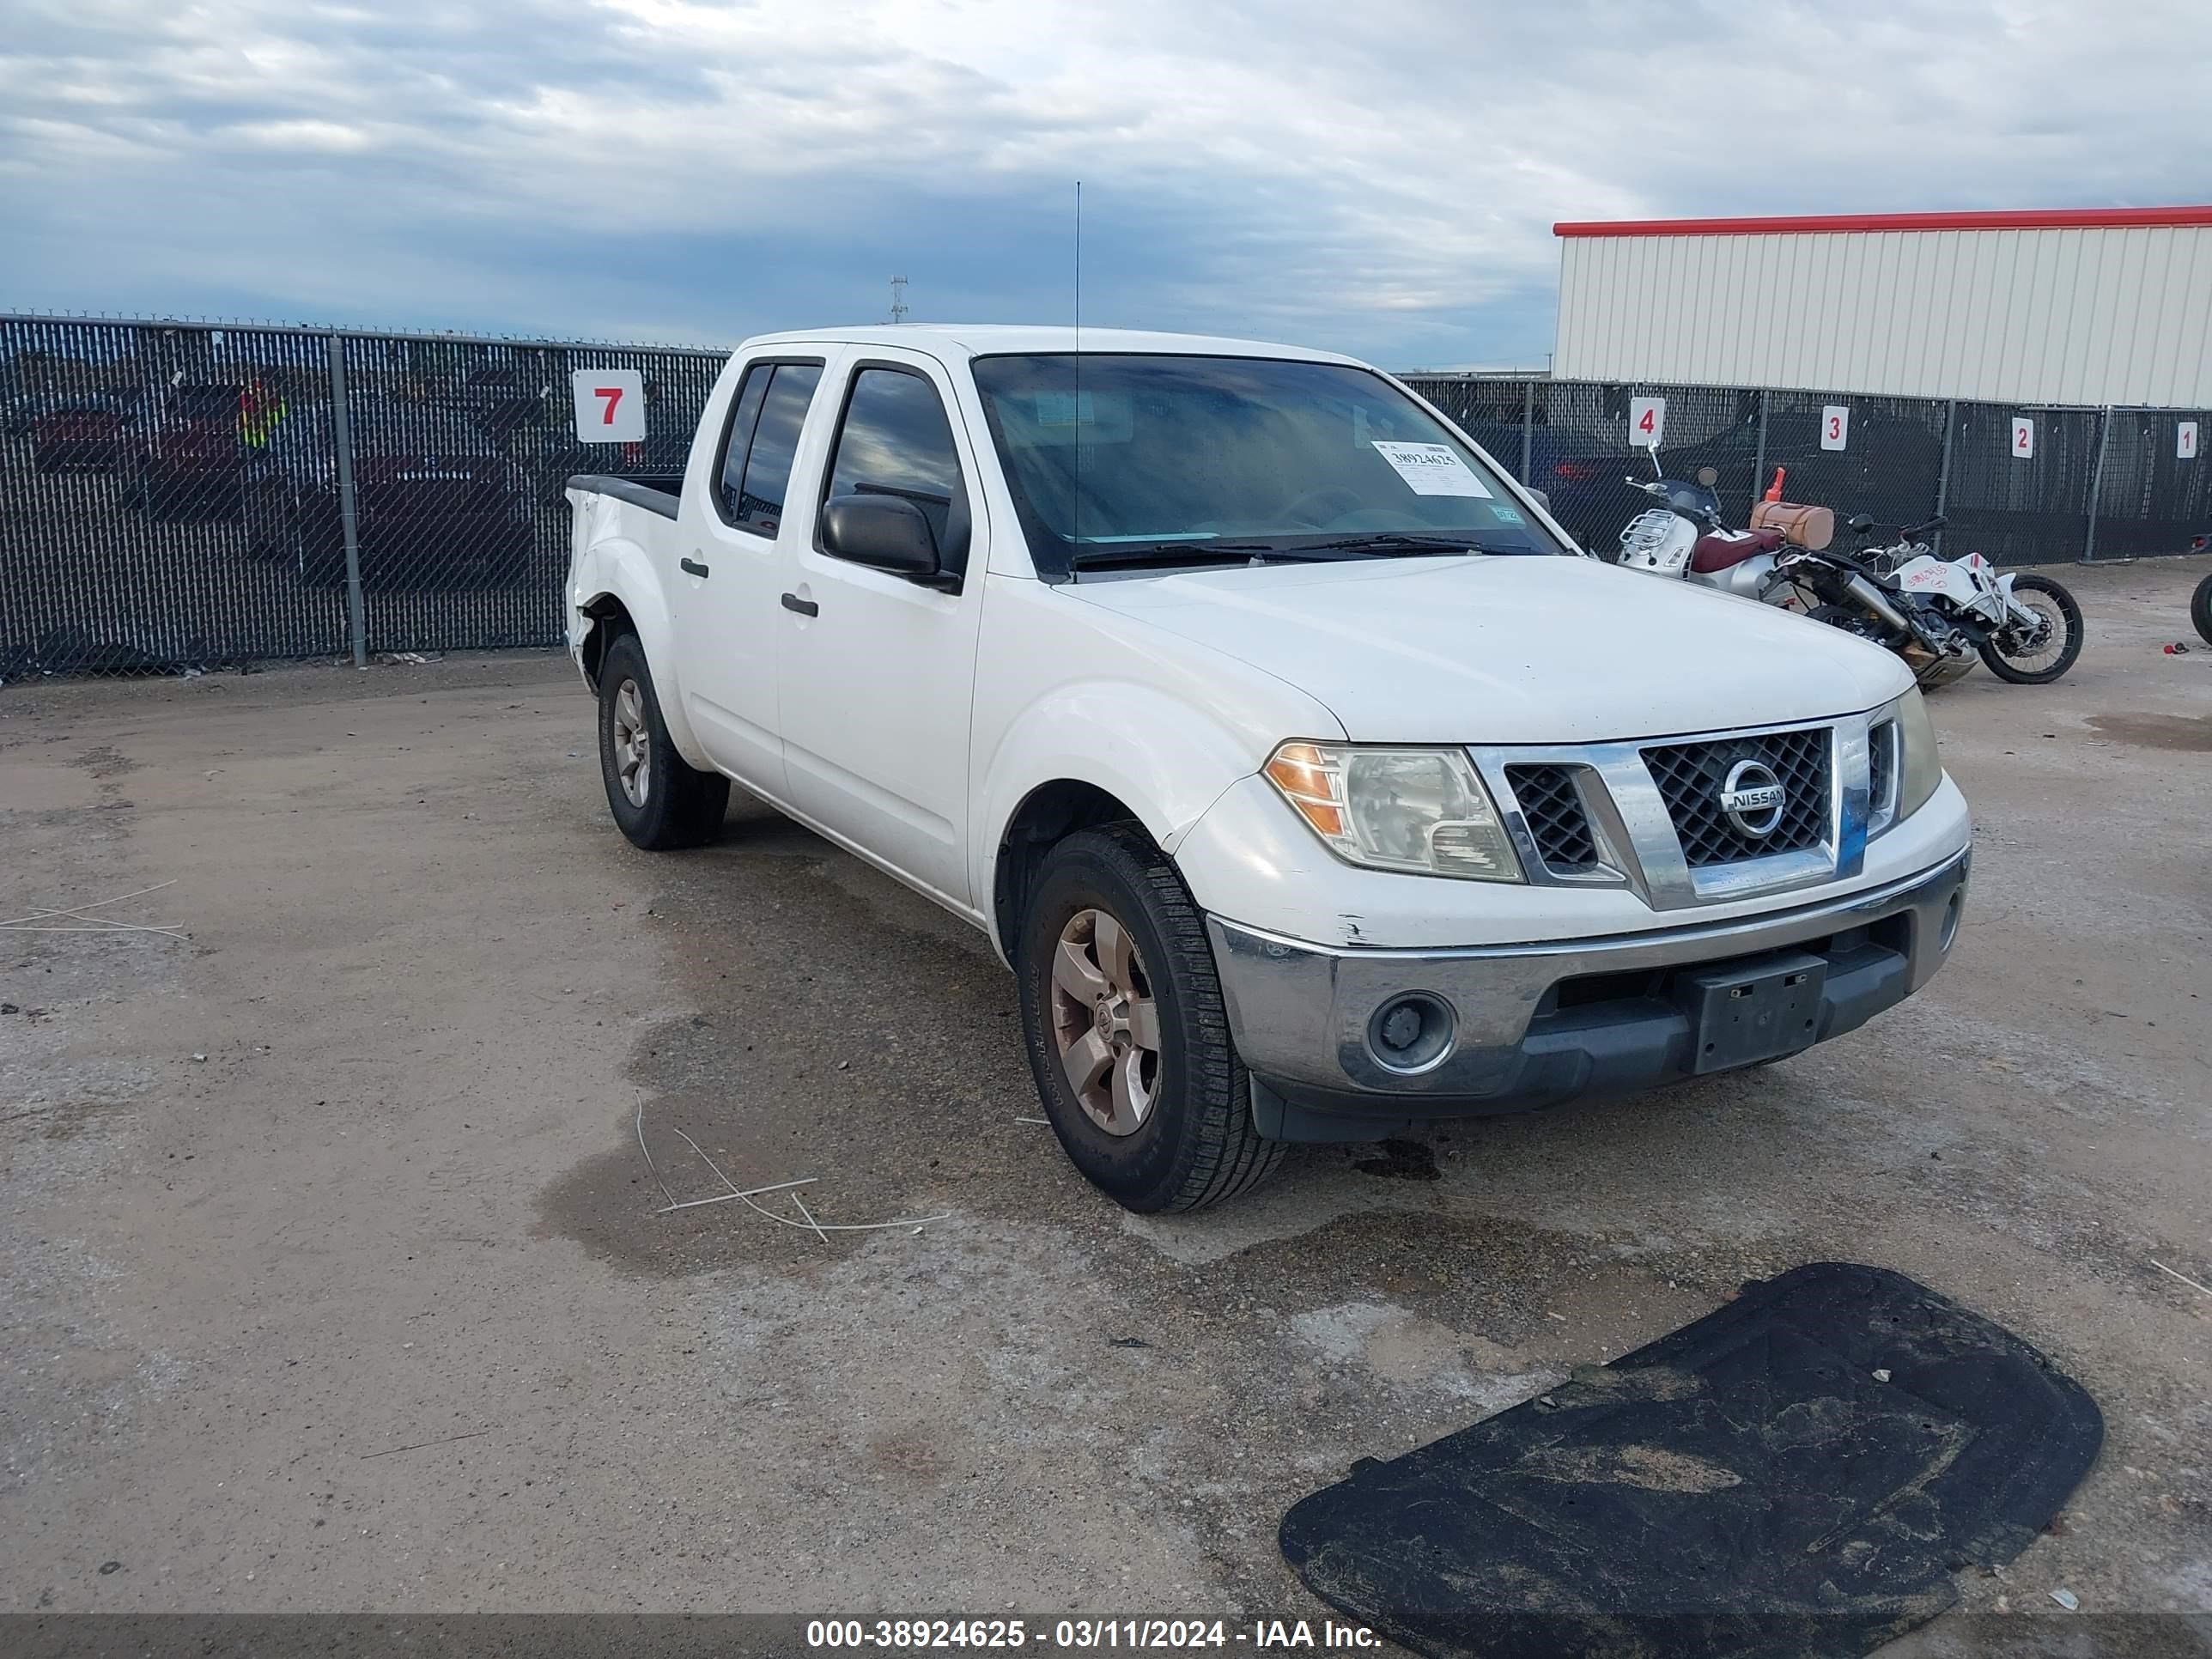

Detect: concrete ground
[2,558,2207,1645]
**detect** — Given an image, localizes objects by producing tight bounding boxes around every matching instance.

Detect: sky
[3,0,2209,369]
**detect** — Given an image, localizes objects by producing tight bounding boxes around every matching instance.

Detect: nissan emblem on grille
[1718,759,1787,837]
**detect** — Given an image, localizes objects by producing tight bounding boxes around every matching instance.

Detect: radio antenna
[1073,179,1082,553]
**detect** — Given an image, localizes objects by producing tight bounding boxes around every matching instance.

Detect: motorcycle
[1769,507,2086,687]
[1611,445,2086,687]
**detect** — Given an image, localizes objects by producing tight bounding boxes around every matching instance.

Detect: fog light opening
[1366,993,1455,1074]
[1939,889,1964,953]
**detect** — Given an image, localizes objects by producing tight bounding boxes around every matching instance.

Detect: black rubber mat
[1279,1262,2102,1659]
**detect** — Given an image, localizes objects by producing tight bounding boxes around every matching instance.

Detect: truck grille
[1642,727,1831,867]
[1504,763,1598,872]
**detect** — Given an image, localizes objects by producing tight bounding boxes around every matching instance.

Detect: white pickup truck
[564,326,1971,1212]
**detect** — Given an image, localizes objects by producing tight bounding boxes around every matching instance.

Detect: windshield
[969,354,1561,576]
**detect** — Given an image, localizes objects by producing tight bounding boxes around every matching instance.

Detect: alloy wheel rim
[1048,908,1161,1137]
[612,678,651,807]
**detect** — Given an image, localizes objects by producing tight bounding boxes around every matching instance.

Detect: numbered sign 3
[1821,406,1850,452]
[1628,395,1666,451]
[2010,416,2035,460]
[2181,421,2200,461]
[572,368,647,443]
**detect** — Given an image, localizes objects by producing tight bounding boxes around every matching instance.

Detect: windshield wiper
[1066,543,1363,572]
[1291,532,1528,556]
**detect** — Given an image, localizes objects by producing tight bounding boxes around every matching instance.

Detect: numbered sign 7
[571,368,647,443]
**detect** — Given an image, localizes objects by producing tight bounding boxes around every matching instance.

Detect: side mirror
[1695,465,1719,488]
[1525,488,1551,514]
[821,495,940,580]
[1848,512,1875,535]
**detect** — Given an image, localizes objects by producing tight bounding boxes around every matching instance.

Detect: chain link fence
[1405,374,2211,569]
[1,316,722,678]
[3,312,2208,679]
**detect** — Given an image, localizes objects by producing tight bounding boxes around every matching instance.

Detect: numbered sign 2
[1821,406,1850,452]
[2010,416,2035,460]
[1628,396,1666,451]
[2181,421,2200,461]
[572,369,647,443]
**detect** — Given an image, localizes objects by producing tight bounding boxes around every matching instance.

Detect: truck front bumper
[1208,849,1969,1142]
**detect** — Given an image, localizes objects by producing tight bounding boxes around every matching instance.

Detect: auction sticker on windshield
[1370,441,1492,497]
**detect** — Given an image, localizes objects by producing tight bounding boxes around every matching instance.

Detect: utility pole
[889,276,909,325]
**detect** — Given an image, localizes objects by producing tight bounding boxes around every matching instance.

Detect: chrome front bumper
[1207,849,1970,1141]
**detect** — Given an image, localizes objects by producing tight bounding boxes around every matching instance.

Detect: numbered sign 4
[1628,395,1666,451]
[1821,406,1850,452]
[572,368,647,443]
[2180,421,2200,461]
[2010,416,2035,460]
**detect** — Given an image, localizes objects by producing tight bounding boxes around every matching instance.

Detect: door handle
[680,557,710,579]
[780,592,818,617]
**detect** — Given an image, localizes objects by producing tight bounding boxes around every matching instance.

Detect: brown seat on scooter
[1688,526,1784,573]
[1750,500,1836,550]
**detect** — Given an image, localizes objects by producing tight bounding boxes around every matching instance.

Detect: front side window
[717,362,822,536]
[969,354,1563,576]
[822,368,970,570]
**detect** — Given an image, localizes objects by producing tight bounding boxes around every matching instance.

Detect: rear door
[669,353,827,792]
[774,349,987,910]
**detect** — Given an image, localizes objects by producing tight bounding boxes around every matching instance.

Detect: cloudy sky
[3,0,2207,367]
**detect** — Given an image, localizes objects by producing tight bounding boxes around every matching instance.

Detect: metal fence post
[1519,380,1534,483]
[1933,400,1956,555]
[325,332,368,666]
[2081,406,2112,562]
[1750,392,1768,509]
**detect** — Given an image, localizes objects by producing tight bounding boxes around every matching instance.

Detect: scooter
[1610,447,1833,602]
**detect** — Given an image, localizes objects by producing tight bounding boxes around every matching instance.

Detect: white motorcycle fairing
[1887,550,2036,628]
[1619,508,1696,574]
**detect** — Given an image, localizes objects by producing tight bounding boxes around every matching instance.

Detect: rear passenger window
[823,368,969,569]
[715,368,769,523]
[716,362,823,536]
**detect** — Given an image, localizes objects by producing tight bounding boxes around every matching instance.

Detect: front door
[775,351,987,911]
[670,354,826,793]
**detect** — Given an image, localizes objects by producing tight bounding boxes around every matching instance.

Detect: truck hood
[1069,555,1911,744]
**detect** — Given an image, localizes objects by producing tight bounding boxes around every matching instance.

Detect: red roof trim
[1553,207,2212,238]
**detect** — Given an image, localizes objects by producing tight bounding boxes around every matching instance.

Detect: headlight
[1263,742,1523,882]
[1875,689,1943,829]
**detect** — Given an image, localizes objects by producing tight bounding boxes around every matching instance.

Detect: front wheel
[2191,570,2212,646]
[1015,826,1285,1212]
[595,631,730,849]
[1979,573,2084,684]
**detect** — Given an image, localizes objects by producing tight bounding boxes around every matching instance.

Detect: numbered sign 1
[2181,421,2200,461]
[2010,416,2034,460]
[1820,406,1850,452]
[1628,395,1666,451]
[572,369,647,443]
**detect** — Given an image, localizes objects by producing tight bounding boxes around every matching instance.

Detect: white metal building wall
[1553,218,2212,407]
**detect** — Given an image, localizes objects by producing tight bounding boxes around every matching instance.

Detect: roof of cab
[733,324,1366,365]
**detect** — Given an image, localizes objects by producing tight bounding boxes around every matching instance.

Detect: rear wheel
[596,631,729,849]
[1015,825,1285,1212]
[1978,573,2083,684]
[2191,570,2212,646]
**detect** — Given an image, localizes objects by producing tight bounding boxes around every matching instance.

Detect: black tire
[2191,570,2212,646]
[1015,824,1285,1212]
[1978,572,2084,684]
[595,631,730,850]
